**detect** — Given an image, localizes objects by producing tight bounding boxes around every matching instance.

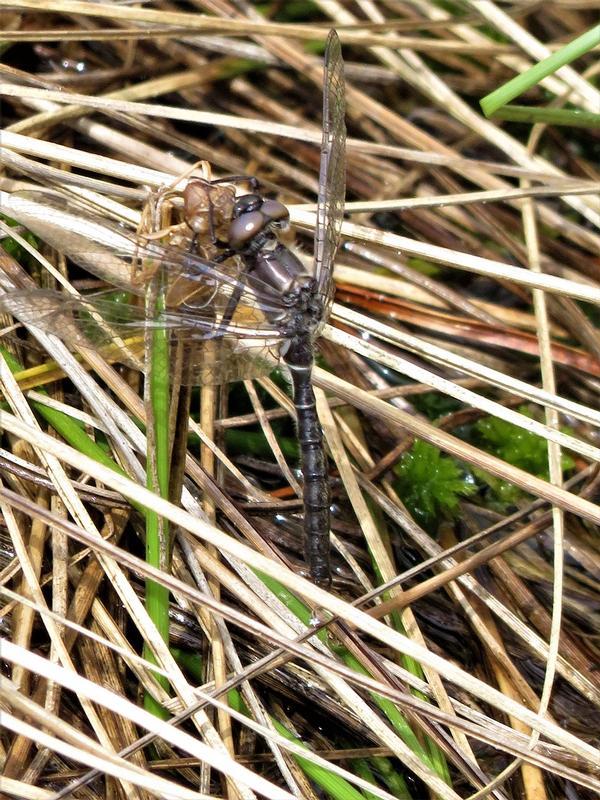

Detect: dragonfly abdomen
[287,351,331,588]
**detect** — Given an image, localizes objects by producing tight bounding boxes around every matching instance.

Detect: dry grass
[0,3,599,800]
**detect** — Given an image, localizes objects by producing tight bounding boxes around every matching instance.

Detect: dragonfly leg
[209,174,259,193]
[211,278,245,338]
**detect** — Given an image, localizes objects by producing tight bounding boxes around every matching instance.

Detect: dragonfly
[0,30,346,587]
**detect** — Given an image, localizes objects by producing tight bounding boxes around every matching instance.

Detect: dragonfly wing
[5,192,143,293]
[314,30,346,305]
[178,338,280,386]
[4,191,290,315]
[0,289,284,385]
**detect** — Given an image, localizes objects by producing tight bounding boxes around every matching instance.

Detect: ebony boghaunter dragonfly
[0,31,346,586]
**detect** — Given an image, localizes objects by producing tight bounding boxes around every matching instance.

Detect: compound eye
[232,193,262,218]
[229,210,264,250]
[260,199,289,223]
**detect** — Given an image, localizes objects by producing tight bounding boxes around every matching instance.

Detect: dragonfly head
[229,194,290,251]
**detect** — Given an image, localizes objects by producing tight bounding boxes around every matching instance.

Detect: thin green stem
[144,286,172,718]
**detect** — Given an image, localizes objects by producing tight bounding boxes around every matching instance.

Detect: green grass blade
[486,105,600,127]
[173,648,378,800]
[480,24,600,117]
[1,346,143,502]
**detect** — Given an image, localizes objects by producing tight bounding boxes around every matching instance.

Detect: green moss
[393,440,476,527]
[410,391,462,421]
[475,408,574,478]
[473,407,575,507]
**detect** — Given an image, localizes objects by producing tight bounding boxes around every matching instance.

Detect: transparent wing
[0,289,283,385]
[314,30,346,308]
[4,191,289,318]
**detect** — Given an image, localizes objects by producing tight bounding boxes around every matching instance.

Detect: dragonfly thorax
[251,242,313,298]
